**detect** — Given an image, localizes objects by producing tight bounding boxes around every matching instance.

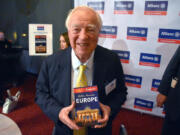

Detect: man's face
[68,9,100,62]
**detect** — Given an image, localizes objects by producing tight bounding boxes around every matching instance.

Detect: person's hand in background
[156,93,167,107]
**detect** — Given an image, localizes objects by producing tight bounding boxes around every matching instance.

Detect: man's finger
[66,101,76,112]
[94,122,107,128]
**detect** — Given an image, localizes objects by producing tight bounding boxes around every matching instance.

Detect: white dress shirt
[71,49,94,101]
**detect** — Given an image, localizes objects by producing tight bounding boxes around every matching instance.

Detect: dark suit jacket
[35,45,127,135]
[158,46,180,121]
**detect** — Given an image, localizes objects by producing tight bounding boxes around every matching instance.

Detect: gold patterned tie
[76,65,88,87]
[74,65,87,135]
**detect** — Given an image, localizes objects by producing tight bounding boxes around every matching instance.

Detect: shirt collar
[71,49,94,71]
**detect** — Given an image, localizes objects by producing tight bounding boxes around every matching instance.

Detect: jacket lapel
[93,46,107,100]
[57,47,72,105]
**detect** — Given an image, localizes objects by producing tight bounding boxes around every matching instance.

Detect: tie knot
[79,65,86,72]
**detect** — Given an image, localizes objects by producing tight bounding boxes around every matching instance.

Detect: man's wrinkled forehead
[68,8,99,29]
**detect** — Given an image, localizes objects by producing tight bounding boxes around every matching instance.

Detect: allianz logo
[154,81,160,86]
[147,3,166,9]
[161,32,180,37]
[126,77,141,83]
[136,100,146,105]
[116,3,132,8]
[129,29,146,35]
[142,55,159,61]
[88,3,104,8]
[118,52,129,58]
[136,100,152,107]
[101,27,116,33]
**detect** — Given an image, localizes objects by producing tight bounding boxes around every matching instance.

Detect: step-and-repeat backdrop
[74,0,180,117]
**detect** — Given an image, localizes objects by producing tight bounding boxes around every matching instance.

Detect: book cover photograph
[35,35,47,53]
[74,86,101,127]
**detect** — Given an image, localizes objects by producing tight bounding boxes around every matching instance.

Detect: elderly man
[35,6,127,135]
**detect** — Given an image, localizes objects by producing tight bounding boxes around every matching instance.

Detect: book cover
[35,35,47,53]
[74,86,101,127]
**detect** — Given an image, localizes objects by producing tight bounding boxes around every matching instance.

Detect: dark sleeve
[106,53,128,118]
[158,46,180,96]
[35,58,62,123]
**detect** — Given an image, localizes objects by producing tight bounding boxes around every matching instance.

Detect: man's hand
[94,102,111,128]
[59,101,80,130]
[156,93,167,107]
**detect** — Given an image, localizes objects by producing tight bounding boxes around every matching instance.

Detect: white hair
[65,6,102,30]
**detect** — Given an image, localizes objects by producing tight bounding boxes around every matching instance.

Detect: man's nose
[79,29,88,40]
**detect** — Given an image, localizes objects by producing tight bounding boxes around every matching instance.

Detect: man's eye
[72,28,80,33]
[88,29,95,32]
[87,28,96,33]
